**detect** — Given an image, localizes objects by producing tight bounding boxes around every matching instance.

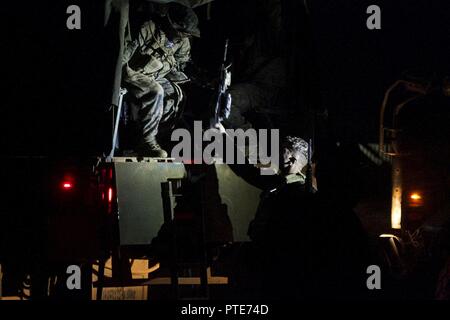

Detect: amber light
[410,193,422,200]
[408,192,424,207]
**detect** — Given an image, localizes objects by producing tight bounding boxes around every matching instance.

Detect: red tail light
[108,187,113,203]
[62,181,73,190]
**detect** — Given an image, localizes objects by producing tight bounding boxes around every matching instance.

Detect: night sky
[310,0,450,141]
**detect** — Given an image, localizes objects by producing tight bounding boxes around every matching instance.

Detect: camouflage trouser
[127,77,176,144]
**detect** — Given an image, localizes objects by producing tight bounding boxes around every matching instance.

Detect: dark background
[2,0,449,156]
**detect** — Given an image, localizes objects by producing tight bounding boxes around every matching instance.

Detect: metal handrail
[379,80,428,156]
[107,88,128,161]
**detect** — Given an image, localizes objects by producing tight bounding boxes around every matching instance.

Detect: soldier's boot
[137,140,168,158]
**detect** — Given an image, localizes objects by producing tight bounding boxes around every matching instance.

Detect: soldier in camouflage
[248,136,310,243]
[122,4,200,157]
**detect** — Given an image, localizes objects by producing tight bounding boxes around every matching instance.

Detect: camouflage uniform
[122,20,191,155]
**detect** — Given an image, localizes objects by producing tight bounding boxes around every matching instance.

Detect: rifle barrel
[223,39,229,64]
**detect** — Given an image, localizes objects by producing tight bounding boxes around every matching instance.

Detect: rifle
[210,39,232,129]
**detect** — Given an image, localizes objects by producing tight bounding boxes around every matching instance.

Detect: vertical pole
[104,0,129,155]
[111,0,128,108]
[96,260,105,300]
[391,156,402,230]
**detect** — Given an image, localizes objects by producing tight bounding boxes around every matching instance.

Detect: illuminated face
[281,147,307,176]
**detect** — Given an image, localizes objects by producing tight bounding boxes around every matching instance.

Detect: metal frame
[379,79,430,230]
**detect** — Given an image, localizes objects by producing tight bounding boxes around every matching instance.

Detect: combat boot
[137,140,168,158]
